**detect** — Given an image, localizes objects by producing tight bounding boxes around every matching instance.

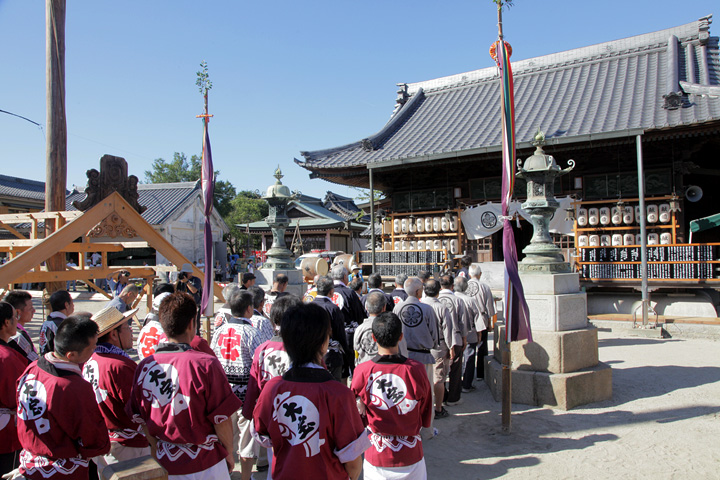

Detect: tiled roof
[239,217,365,232]
[297,16,720,171]
[323,191,366,220]
[0,175,51,201]
[65,181,200,225]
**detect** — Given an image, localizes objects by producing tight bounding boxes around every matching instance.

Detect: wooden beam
[15,267,156,283]
[0,211,82,223]
[0,221,27,240]
[83,277,112,300]
[0,242,126,253]
[0,197,114,284]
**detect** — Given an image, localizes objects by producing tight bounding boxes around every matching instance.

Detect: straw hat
[92,305,139,337]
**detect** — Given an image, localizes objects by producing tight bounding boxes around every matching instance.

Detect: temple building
[295,16,720,315]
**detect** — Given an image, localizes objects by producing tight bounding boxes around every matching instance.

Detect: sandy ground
[19,291,720,479]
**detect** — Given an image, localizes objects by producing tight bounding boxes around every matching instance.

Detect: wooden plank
[102,455,167,480]
[15,267,156,283]
[0,211,82,223]
[0,221,27,239]
[0,241,126,252]
[83,277,112,300]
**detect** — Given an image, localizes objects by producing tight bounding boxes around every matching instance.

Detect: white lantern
[600,235,611,246]
[394,241,400,251]
[635,234,643,245]
[623,206,634,225]
[577,208,588,226]
[450,239,458,254]
[623,234,635,245]
[612,234,623,246]
[441,217,450,232]
[409,219,417,233]
[401,218,408,233]
[660,232,672,245]
[409,241,416,250]
[635,206,642,223]
[599,207,611,225]
[416,218,424,233]
[433,217,441,232]
[450,216,458,231]
[425,217,433,232]
[589,235,600,246]
[588,208,599,226]
[611,206,622,225]
[393,219,400,233]
[417,240,425,250]
[578,235,589,247]
[658,203,671,223]
[647,205,658,224]
[401,241,409,250]
[647,233,659,245]
[433,240,441,249]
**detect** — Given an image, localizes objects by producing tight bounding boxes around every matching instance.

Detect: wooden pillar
[45,0,67,293]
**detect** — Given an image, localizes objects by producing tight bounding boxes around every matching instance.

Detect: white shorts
[362,457,427,480]
[233,411,260,460]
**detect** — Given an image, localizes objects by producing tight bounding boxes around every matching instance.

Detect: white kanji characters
[136,361,189,416]
[82,358,108,404]
[17,374,51,434]
[272,391,324,457]
[367,372,418,415]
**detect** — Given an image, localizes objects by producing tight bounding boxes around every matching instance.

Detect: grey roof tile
[0,175,51,201]
[298,17,720,171]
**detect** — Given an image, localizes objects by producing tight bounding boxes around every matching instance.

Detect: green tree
[144,152,236,218]
[223,190,269,255]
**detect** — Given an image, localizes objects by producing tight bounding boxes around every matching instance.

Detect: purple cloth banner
[200,121,214,316]
[496,40,532,343]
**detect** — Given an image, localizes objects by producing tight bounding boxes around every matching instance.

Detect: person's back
[17,316,110,480]
[38,290,73,356]
[392,278,439,367]
[129,292,240,478]
[351,312,432,479]
[252,303,368,480]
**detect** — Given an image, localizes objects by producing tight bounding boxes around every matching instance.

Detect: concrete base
[494,326,599,374]
[485,356,613,410]
[525,292,588,331]
[520,272,580,295]
[255,268,306,297]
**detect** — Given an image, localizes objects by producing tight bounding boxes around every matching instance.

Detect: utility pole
[45,0,67,293]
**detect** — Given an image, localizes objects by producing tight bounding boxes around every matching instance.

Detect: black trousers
[446,345,464,403]
[462,342,478,389]
[477,329,489,378]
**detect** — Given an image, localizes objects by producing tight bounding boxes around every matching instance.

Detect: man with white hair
[454,276,483,392]
[393,277,439,436]
[354,291,407,364]
[437,275,469,405]
[468,264,496,379]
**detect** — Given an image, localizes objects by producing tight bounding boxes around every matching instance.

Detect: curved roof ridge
[138,180,198,190]
[406,17,710,95]
[298,89,425,164]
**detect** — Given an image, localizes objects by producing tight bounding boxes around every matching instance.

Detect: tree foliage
[144,152,236,218]
[224,190,269,254]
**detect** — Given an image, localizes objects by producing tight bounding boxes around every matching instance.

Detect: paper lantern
[409,241,416,250]
[433,240,441,249]
[623,206,634,225]
[635,234,643,245]
[600,235,611,246]
[623,234,635,245]
[577,208,588,226]
[589,235,600,246]
[450,216,458,231]
[647,205,658,224]
[401,218,408,233]
[658,203,671,223]
[393,219,400,233]
[599,207,611,225]
[450,239,458,254]
[612,234,623,246]
[611,206,622,225]
[425,217,433,232]
[394,241,400,251]
[660,232,671,245]
[416,218,424,233]
[417,240,425,250]
[409,219,417,233]
[433,217,441,232]
[578,235,589,247]
[588,208,599,226]
[441,217,450,232]
[647,233,659,245]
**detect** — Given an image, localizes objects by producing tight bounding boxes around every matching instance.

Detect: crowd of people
[0,255,495,480]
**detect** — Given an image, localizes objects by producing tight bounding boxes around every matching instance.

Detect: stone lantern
[516,131,575,273]
[262,167,297,270]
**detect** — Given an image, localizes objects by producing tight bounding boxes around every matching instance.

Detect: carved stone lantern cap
[264,166,292,198]
[517,130,574,177]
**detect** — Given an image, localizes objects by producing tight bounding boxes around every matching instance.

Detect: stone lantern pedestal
[485,133,611,409]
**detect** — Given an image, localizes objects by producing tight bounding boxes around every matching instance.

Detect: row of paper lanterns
[577,204,671,227]
[384,239,460,254]
[393,216,459,234]
[578,232,672,247]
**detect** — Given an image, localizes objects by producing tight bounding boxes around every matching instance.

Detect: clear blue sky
[0,1,716,200]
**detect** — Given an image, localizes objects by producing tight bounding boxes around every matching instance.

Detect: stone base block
[525,292,588,331]
[255,268,306,297]
[485,357,612,410]
[519,272,580,295]
[102,455,167,480]
[494,325,599,373]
